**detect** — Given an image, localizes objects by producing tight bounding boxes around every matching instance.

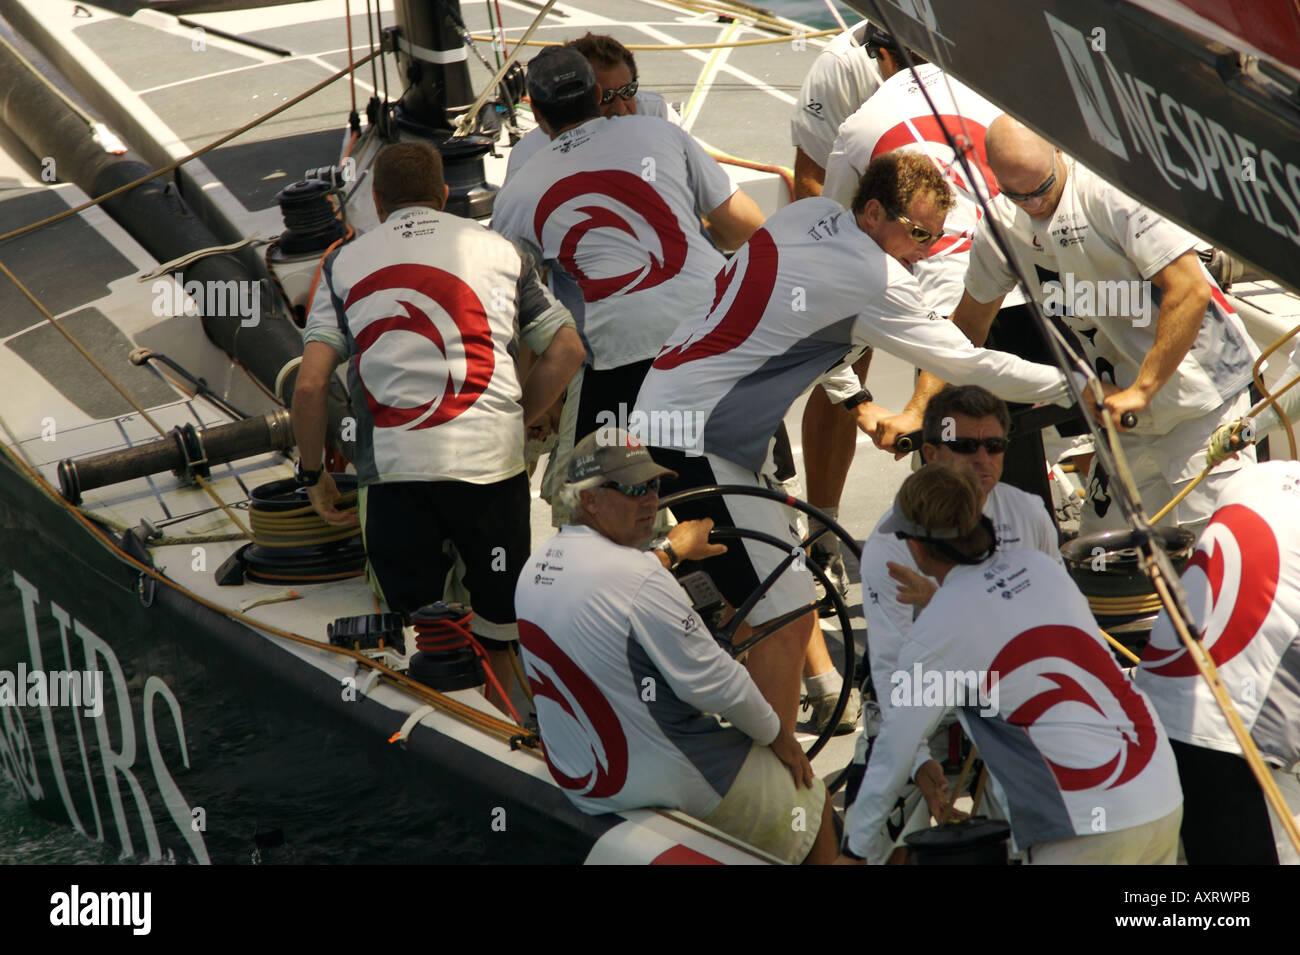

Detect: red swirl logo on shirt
[344,264,495,429]
[517,619,628,799]
[1140,504,1279,678]
[986,625,1157,790]
[652,228,779,370]
[533,170,688,303]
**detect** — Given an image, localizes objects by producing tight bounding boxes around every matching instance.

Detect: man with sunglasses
[841,462,1182,864]
[899,115,1259,535]
[821,42,1079,518]
[635,151,1079,736]
[515,429,839,864]
[848,385,1062,862]
[493,45,764,525]
[503,33,682,183]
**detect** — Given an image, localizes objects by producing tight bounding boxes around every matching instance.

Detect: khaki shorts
[1027,804,1182,865]
[701,744,826,865]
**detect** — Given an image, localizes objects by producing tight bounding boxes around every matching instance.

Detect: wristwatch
[650,537,679,568]
[842,388,874,411]
[294,458,324,487]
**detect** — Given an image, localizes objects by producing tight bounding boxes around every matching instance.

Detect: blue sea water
[0,0,836,865]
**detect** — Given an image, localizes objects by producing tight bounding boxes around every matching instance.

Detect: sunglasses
[602,476,660,497]
[599,80,638,105]
[941,436,1008,455]
[890,209,940,246]
[1000,161,1057,202]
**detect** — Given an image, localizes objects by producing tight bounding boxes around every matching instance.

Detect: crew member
[789,20,887,606]
[635,150,1078,733]
[853,385,1063,862]
[823,43,1079,514]
[515,430,838,865]
[292,142,585,704]
[893,115,1259,535]
[1135,460,1300,864]
[505,33,682,182]
[790,19,883,201]
[842,463,1183,864]
[492,45,764,515]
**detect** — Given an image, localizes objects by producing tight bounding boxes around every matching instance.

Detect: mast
[389,0,497,218]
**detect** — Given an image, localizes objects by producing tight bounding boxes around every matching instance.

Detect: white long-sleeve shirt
[847,548,1181,856]
[861,482,1062,774]
[515,525,779,817]
[635,197,1072,472]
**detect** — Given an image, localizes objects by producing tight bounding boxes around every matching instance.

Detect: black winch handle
[894,430,924,454]
[1120,411,1138,429]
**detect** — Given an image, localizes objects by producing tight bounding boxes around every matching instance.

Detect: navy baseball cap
[526,46,596,108]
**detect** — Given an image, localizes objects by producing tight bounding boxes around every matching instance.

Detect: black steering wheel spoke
[657,484,864,761]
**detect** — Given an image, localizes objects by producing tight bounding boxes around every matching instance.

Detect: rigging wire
[1251,319,1300,459]
[0,49,380,249]
[344,0,357,116]
[860,0,1300,856]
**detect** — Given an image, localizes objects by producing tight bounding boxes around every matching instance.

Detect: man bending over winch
[851,385,1064,863]
[892,115,1259,536]
[841,463,1182,864]
[515,430,838,865]
[291,141,584,707]
[635,150,1080,736]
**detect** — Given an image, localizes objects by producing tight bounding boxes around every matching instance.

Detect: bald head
[985,116,1053,182]
[985,115,1063,217]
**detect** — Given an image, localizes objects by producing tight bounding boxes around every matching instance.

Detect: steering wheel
[657,484,863,761]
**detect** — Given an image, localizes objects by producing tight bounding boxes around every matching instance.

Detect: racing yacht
[0,0,1295,863]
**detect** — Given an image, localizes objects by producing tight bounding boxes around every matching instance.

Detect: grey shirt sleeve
[512,238,577,354]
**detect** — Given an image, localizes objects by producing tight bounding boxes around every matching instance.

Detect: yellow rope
[1100,629,1142,666]
[1150,368,1300,524]
[1087,593,1164,616]
[0,260,255,537]
[1251,320,1300,460]
[469,30,836,51]
[0,436,532,743]
[1148,567,1300,856]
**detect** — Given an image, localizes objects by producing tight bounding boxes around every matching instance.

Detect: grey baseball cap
[568,429,676,486]
[526,46,596,109]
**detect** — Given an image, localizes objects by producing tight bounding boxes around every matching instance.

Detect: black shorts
[1170,739,1280,864]
[573,357,654,448]
[360,474,530,645]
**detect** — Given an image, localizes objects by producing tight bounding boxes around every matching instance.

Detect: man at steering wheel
[515,430,838,864]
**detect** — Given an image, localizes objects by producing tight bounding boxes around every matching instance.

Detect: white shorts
[660,451,818,625]
[1082,392,1256,535]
